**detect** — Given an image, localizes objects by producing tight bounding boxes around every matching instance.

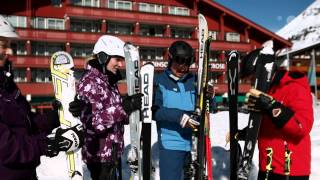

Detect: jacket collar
[164,68,190,82]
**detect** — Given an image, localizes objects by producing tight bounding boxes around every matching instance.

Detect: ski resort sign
[142,60,225,71]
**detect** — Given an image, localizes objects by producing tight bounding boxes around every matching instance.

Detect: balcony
[66,5,198,26]
[16,28,198,47]
[10,55,86,68]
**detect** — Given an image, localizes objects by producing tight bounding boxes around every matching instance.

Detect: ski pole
[265,147,273,180]
[284,141,292,180]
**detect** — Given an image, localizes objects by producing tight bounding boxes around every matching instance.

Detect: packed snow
[37,99,320,180]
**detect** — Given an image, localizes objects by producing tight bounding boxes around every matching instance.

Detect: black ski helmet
[240,48,276,78]
[168,41,194,67]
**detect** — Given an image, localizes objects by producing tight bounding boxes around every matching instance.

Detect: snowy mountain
[277,0,320,51]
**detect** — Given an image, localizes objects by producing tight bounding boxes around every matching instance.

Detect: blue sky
[214,0,314,32]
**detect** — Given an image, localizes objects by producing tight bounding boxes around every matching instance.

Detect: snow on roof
[277,0,320,53]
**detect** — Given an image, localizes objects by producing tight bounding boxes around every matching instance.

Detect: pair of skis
[124,43,154,180]
[226,41,277,180]
[188,14,213,180]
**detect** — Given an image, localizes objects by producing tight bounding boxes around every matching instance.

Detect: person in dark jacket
[240,40,313,180]
[153,41,199,180]
[0,15,83,180]
[0,15,58,180]
[68,35,142,180]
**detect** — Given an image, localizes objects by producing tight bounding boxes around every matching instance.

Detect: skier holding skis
[239,41,313,180]
[0,15,83,179]
[68,35,142,180]
[153,41,199,180]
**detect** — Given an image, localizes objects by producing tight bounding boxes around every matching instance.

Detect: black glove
[46,100,61,132]
[69,96,86,117]
[122,93,143,115]
[45,124,84,157]
[246,89,276,112]
[246,89,294,128]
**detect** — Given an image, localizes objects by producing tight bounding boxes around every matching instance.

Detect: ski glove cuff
[180,114,200,129]
[122,93,143,115]
[268,101,294,128]
[45,124,84,157]
[246,89,294,128]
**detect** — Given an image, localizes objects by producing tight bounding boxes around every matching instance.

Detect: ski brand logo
[134,60,140,93]
[199,29,205,59]
[142,73,150,119]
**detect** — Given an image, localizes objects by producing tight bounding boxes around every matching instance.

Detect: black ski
[237,41,277,180]
[227,50,240,180]
[140,63,154,180]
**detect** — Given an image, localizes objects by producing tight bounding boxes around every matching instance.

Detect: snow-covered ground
[37,102,320,180]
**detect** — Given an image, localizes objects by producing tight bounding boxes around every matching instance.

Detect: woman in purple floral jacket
[69,35,142,180]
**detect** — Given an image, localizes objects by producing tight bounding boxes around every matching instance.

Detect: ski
[237,41,277,180]
[227,50,240,180]
[195,13,212,180]
[124,43,142,180]
[140,63,154,180]
[50,51,83,180]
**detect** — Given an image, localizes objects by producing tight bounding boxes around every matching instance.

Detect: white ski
[50,51,83,180]
[140,63,154,180]
[124,43,142,180]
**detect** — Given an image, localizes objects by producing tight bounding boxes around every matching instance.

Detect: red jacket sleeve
[280,84,314,143]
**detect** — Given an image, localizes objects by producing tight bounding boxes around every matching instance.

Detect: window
[70,19,101,33]
[71,43,93,57]
[209,50,220,62]
[140,24,164,37]
[32,42,64,56]
[108,22,133,35]
[11,41,27,55]
[225,32,240,42]
[13,69,27,83]
[168,6,189,16]
[72,0,99,7]
[140,47,164,60]
[6,15,27,28]
[209,31,218,40]
[171,27,193,39]
[31,68,51,83]
[32,17,65,30]
[51,0,62,7]
[139,3,162,13]
[108,0,132,10]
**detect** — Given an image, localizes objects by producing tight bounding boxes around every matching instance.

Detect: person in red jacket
[241,41,313,180]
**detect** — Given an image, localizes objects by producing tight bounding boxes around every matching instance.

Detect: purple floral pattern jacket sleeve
[77,67,128,163]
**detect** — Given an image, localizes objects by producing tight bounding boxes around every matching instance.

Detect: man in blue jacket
[153,41,199,180]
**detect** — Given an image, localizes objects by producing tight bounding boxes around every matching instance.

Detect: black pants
[258,171,309,180]
[87,160,122,180]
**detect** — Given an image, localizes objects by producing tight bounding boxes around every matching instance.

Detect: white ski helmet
[0,15,18,38]
[93,35,125,58]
